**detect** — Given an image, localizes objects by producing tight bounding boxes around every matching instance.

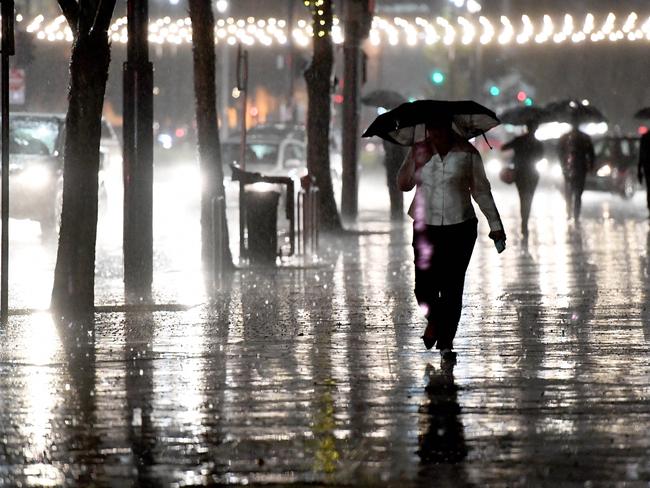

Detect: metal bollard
[211,196,225,286]
[297,189,304,256]
[310,186,319,256]
[297,186,320,258]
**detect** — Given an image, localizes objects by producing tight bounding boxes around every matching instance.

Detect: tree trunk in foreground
[189,0,234,274]
[51,0,117,319]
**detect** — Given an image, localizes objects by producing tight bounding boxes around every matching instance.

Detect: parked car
[222,123,343,186]
[7,113,118,236]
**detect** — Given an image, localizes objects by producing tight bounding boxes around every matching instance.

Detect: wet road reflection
[2,181,650,485]
[417,362,469,484]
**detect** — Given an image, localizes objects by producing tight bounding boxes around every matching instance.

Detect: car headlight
[535,158,549,173]
[596,164,611,177]
[20,164,52,188]
[246,182,281,193]
[110,154,123,167]
[486,158,502,175]
[551,164,563,178]
[173,164,201,189]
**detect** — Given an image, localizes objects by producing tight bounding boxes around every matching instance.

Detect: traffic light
[431,70,445,85]
[516,90,527,102]
[489,85,500,96]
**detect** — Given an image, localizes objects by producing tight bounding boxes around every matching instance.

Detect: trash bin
[245,188,281,264]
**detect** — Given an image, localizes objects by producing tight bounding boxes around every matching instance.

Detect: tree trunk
[304,0,341,232]
[188,0,234,273]
[51,1,116,319]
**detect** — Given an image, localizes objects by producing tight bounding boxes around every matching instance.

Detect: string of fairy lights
[303,0,331,39]
[16,11,650,48]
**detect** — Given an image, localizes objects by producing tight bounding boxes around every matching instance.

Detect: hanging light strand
[17,11,650,48]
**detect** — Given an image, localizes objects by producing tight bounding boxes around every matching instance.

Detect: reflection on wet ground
[2,181,650,485]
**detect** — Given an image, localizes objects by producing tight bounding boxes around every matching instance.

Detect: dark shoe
[421,321,437,350]
[421,334,436,350]
[440,348,457,362]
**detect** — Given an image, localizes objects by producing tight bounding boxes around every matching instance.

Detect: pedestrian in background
[384,140,409,219]
[501,121,544,238]
[397,119,505,361]
[637,129,650,215]
[558,120,595,221]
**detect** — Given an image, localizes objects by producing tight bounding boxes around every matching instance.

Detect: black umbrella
[362,99,500,146]
[634,107,650,119]
[361,89,407,110]
[544,99,606,124]
[499,106,549,126]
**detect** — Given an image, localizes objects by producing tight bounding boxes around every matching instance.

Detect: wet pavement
[2,175,650,486]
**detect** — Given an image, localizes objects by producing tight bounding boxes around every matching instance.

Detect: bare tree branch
[92,0,118,36]
[57,0,80,35]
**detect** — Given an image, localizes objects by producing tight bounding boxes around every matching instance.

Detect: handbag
[499,166,515,184]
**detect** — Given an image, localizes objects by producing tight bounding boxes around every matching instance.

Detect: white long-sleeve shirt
[406,148,503,232]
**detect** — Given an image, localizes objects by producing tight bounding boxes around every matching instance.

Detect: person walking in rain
[557,119,595,221]
[397,119,505,361]
[502,121,544,238]
[637,129,650,215]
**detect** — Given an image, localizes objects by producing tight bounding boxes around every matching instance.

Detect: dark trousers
[515,173,538,236]
[564,174,586,220]
[413,219,477,350]
[644,164,650,211]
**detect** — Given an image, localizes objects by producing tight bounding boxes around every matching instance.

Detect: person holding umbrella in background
[363,100,506,361]
[500,106,547,239]
[558,121,595,222]
[361,89,409,220]
[634,107,650,215]
[545,100,602,222]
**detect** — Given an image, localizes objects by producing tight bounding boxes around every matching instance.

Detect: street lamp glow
[19,11,650,49]
[216,0,229,14]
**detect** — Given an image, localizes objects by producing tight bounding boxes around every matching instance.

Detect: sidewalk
[1,185,650,486]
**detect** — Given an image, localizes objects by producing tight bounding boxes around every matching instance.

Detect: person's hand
[413,141,432,168]
[489,230,506,242]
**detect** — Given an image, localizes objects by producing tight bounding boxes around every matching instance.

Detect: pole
[285,0,295,121]
[1,0,15,324]
[123,0,154,300]
[236,45,248,262]
[218,4,230,140]
[340,17,361,221]
[219,43,230,140]
[341,0,372,221]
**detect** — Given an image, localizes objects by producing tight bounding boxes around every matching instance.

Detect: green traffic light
[489,85,500,96]
[431,70,445,85]
[524,97,533,106]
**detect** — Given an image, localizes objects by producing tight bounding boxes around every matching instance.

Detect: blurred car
[222,123,343,186]
[539,135,639,198]
[488,132,641,199]
[8,113,63,236]
[7,113,118,236]
[585,135,639,198]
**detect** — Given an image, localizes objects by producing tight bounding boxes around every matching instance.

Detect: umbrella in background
[543,99,606,124]
[361,89,407,110]
[362,99,500,146]
[633,107,650,119]
[500,106,549,126]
